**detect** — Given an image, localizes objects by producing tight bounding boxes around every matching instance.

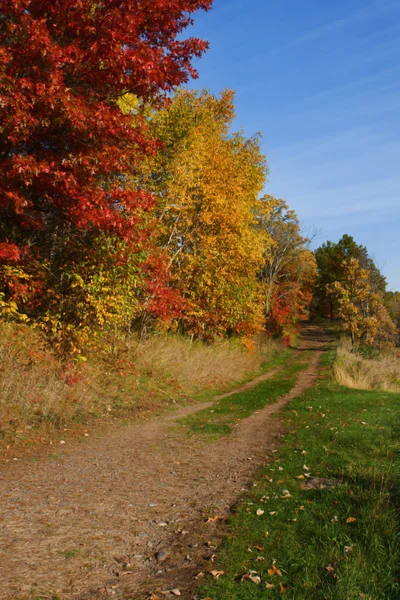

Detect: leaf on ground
[170,590,181,596]
[268,563,282,577]
[280,582,289,593]
[266,583,275,589]
[241,573,261,584]
[325,563,336,574]
[206,515,225,523]
[210,570,224,578]
[346,516,357,524]
[256,509,265,516]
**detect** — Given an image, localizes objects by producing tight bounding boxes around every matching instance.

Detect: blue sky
[187,0,400,290]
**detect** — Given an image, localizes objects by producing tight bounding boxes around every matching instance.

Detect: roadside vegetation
[334,338,400,393]
[200,352,400,599]
[0,321,283,446]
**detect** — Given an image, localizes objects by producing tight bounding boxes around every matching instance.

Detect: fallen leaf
[268,564,282,577]
[269,511,277,516]
[296,475,305,480]
[303,464,310,470]
[265,583,275,589]
[256,509,265,516]
[346,516,357,524]
[170,591,181,597]
[206,515,224,523]
[280,582,289,593]
[325,564,335,573]
[254,545,264,551]
[210,570,224,578]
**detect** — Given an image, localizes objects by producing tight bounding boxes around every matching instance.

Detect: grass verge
[0,322,285,447]
[179,352,312,439]
[200,352,400,599]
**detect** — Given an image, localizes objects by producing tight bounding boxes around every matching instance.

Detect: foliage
[314,234,386,319]
[327,257,396,347]
[258,197,317,335]
[0,321,283,444]
[386,291,400,332]
[136,89,270,340]
[0,0,211,350]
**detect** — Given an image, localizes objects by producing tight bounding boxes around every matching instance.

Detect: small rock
[155,551,167,562]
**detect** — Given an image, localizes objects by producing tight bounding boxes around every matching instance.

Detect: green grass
[200,352,400,599]
[180,352,312,439]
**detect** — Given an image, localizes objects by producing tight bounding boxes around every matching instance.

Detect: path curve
[0,326,332,599]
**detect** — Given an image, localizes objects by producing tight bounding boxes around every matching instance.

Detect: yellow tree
[257,196,317,334]
[328,257,396,347]
[138,89,272,339]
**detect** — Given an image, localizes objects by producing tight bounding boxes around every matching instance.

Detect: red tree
[0,0,211,324]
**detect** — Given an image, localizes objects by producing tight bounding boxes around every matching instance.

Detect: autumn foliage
[0,1,332,353]
[0,0,211,349]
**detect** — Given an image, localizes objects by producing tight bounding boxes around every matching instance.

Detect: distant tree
[327,258,396,348]
[258,197,317,335]
[386,291,400,332]
[314,234,386,319]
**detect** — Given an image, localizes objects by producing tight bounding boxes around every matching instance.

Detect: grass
[180,352,312,439]
[0,322,284,445]
[335,338,400,393]
[200,352,400,599]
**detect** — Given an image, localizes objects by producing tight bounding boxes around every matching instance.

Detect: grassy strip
[200,352,400,599]
[180,352,312,439]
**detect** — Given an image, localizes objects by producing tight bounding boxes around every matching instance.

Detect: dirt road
[0,326,332,599]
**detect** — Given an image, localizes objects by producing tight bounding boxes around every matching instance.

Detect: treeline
[0,3,316,354]
[1,3,397,357]
[313,234,398,348]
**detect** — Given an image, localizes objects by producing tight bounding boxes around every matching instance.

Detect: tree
[327,257,396,348]
[134,89,270,340]
[314,234,386,319]
[258,197,317,335]
[0,0,212,349]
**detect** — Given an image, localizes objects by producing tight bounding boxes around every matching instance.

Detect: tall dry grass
[334,338,400,392]
[0,323,282,441]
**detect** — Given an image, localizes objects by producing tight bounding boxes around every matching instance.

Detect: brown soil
[0,326,332,600]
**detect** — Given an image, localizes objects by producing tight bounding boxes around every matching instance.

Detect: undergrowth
[335,338,400,392]
[0,322,283,445]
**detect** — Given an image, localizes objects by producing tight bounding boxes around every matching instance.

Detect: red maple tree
[0,0,211,322]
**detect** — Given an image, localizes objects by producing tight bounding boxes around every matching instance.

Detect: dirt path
[0,326,332,600]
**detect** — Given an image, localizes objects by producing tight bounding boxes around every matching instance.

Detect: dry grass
[0,323,282,443]
[334,338,400,392]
